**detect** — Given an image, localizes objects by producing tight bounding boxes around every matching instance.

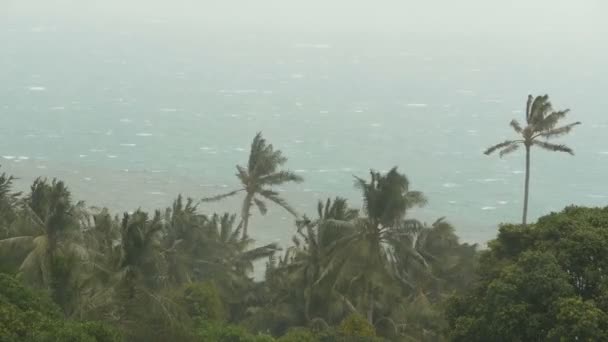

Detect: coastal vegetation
[1,100,604,341]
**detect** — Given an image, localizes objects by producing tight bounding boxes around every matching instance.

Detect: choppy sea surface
[2,23,607,247]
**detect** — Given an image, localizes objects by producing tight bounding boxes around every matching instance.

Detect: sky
[3,0,607,37]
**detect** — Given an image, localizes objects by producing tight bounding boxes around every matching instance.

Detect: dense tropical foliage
[2,123,605,341]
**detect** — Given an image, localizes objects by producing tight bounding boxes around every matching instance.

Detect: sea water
[1,24,607,248]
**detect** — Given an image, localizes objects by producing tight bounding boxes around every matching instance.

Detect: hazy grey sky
[4,0,606,37]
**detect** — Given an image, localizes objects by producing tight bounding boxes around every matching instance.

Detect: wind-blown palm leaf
[509,119,523,133]
[200,189,244,202]
[253,197,268,215]
[537,121,581,139]
[484,140,519,155]
[259,189,297,216]
[499,143,520,157]
[533,140,574,154]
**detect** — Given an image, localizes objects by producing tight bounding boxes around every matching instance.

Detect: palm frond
[200,189,244,202]
[405,191,428,208]
[253,197,268,215]
[483,140,519,155]
[0,235,35,253]
[533,140,574,155]
[259,189,298,216]
[499,143,520,158]
[259,170,303,186]
[539,109,570,131]
[509,119,523,133]
[537,121,580,139]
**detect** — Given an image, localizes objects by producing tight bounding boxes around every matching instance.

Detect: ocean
[2,22,607,247]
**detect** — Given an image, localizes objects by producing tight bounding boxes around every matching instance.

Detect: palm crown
[203,132,303,239]
[484,94,580,157]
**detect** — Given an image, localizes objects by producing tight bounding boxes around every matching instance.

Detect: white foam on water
[293,139,304,144]
[319,110,329,114]
[295,102,303,107]
[120,143,136,147]
[79,154,88,158]
[50,106,65,110]
[291,74,304,79]
[370,123,382,127]
[407,103,427,107]
[442,183,461,188]
[147,191,165,195]
[28,86,46,91]
[598,151,608,155]
[17,156,29,160]
[511,170,525,174]
[36,165,47,169]
[89,148,105,152]
[107,155,118,158]
[481,206,497,210]
[119,118,133,123]
[2,156,15,160]
[354,109,364,113]
[497,201,508,205]
[160,108,178,112]
[295,169,308,173]
[341,167,353,172]
[587,194,607,198]
[233,147,245,152]
[477,178,503,183]
[84,177,92,181]
[150,170,167,173]
[136,133,153,137]
[448,200,457,204]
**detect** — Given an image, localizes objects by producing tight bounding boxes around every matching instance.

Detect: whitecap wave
[407,103,427,107]
[136,133,153,137]
[28,86,46,91]
[481,206,497,210]
[2,156,15,160]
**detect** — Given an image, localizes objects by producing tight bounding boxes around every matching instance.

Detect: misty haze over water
[2,0,607,246]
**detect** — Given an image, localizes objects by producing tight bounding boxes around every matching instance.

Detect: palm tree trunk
[522,145,531,225]
[241,193,253,240]
[366,283,374,324]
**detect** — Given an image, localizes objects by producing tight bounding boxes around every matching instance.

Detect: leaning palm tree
[202,132,303,240]
[484,94,580,225]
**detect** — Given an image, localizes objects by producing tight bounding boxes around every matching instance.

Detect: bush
[0,273,122,342]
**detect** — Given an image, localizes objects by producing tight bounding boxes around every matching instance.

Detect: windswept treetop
[203,132,303,239]
[484,94,581,157]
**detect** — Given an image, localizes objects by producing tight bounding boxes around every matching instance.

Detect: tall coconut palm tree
[202,132,303,240]
[484,94,580,225]
[322,167,428,323]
